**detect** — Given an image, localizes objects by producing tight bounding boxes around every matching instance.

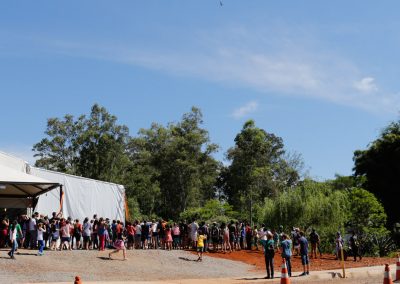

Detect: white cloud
[354,77,378,93]
[232,101,259,119]
[11,26,400,115]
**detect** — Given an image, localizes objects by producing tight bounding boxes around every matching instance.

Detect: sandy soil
[202,249,398,273]
[0,248,252,283]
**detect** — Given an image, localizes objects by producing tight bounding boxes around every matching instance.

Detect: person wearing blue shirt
[299,231,310,276]
[280,234,292,277]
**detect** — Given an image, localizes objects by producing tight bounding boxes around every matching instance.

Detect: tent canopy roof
[0,164,60,198]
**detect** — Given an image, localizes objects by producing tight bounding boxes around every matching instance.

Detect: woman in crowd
[1,217,9,248]
[165,224,173,251]
[60,219,72,250]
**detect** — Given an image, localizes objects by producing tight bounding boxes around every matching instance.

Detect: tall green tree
[127,107,220,219]
[33,104,131,183]
[33,114,85,174]
[222,120,299,220]
[353,120,400,226]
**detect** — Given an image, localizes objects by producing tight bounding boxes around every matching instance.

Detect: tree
[353,120,400,226]
[347,188,387,235]
[33,104,131,183]
[222,120,299,221]
[127,107,220,219]
[33,114,85,174]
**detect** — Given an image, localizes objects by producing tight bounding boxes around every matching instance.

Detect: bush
[180,199,239,223]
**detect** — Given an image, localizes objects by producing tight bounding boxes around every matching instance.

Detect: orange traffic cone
[74,276,82,284]
[384,264,393,284]
[396,254,400,281]
[281,259,290,284]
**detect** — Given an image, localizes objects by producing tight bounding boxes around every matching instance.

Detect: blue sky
[1,1,399,180]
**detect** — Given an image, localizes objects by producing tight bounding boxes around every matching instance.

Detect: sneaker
[306,271,309,275]
[299,272,307,276]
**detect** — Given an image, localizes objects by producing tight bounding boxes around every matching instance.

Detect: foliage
[33,104,131,183]
[127,107,220,220]
[347,188,388,236]
[258,179,348,237]
[353,120,400,226]
[221,120,299,220]
[180,199,239,224]
[362,233,397,257]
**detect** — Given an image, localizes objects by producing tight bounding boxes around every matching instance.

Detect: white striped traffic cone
[281,259,290,284]
[384,264,393,284]
[396,254,400,282]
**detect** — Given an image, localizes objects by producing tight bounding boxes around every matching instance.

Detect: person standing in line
[98,218,106,251]
[280,234,292,277]
[28,214,38,249]
[82,217,92,250]
[335,232,344,260]
[49,220,60,250]
[74,219,83,250]
[261,232,275,279]
[309,228,321,258]
[60,219,72,250]
[172,222,180,250]
[210,222,220,251]
[245,223,253,250]
[349,231,362,261]
[37,222,46,256]
[253,225,259,251]
[8,220,22,259]
[298,231,310,276]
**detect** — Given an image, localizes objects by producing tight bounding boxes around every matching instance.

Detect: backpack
[266,240,275,257]
[211,226,219,238]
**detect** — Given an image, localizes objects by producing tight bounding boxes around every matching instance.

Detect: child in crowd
[196,229,207,262]
[37,223,46,256]
[109,234,127,261]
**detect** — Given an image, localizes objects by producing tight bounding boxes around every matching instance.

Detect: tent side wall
[31,168,125,221]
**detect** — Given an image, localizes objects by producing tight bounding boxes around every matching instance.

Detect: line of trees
[33,104,399,255]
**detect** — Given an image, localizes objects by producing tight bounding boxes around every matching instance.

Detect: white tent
[0,151,126,221]
[0,164,60,208]
[31,167,125,221]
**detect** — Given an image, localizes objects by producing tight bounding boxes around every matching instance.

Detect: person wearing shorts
[109,234,127,260]
[196,229,206,262]
[82,218,92,250]
[298,231,310,276]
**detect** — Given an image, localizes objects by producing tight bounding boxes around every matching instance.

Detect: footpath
[30,263,397,284]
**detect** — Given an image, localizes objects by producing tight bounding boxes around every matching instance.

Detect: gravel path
[0,248,253,283]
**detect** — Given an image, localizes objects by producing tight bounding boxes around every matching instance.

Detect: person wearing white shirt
[28,214,38,249]
[37,223,46,255]
[8,220,21,259]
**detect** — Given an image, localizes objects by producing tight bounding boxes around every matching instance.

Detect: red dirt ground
[201,249,398,272]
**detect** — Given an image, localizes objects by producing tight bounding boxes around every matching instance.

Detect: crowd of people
[1,213,362,278]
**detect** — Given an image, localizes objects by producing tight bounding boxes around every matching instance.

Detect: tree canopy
[353,120,400,226]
